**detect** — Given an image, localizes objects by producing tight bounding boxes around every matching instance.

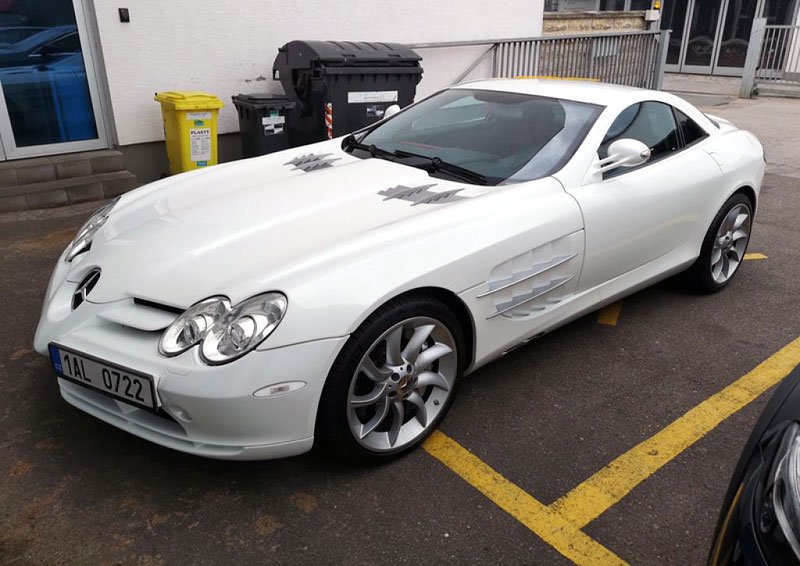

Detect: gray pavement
[666,73,800,179]
[1,94,800,565]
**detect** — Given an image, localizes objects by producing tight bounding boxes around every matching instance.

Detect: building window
[547,0,652,11]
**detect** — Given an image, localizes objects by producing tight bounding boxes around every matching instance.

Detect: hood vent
[285,152,340,172]
[379,183,465,205]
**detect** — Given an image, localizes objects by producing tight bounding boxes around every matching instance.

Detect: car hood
[79,143,489,307]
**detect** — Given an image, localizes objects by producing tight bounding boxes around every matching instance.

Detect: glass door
[714,0,762,75]
[0,0,108,160]
[661,0,692,72]
[682,0,726,74]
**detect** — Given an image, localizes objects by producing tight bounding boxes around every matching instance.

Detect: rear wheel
[684,193,753,293]
[315,295,464,462]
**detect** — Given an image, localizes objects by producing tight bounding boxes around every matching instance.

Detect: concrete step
[0,171,139,213]
[0,150,139,212]
[757,84,800,99]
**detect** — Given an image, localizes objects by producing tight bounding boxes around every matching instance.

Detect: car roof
[452,78,651,107]
[7,25,76,53]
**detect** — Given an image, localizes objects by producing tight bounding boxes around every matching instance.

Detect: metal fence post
[652,29,671,90]
[741,18,767,98]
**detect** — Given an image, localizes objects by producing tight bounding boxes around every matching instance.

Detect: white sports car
[34,79,765,461]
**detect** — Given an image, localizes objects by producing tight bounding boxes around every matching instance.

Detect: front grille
[133,297,184,315]
[71,268,101,310]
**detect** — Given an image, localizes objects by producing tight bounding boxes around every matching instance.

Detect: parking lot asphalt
[1,168,799,565]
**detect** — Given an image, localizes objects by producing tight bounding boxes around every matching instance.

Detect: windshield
[359,88,602,185]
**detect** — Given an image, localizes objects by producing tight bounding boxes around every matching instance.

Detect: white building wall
[91,0,543,146]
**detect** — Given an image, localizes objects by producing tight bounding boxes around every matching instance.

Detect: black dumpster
[273,40,423,147]
[232,94,295,158]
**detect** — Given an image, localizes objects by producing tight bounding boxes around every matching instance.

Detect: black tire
[315,294,466,463]
[682,193,753,294]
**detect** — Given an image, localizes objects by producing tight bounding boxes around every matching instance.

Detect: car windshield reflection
[359,88,603,186]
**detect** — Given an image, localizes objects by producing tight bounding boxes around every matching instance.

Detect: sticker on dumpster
[348,91,398,104]
[262,115,286,126]
[186,111,212,121]
[264,125,284,136]
[366,105,385,118]
[190,128,212,162]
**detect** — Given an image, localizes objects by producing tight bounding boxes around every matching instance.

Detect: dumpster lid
[232,93,295,108]
[154,91,224,110]
[275,40,422,70]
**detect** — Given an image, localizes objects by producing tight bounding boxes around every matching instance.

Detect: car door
[566,100,722,291]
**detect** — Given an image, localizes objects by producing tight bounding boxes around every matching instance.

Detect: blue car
[0,25,79,68]
[0,51,96,146]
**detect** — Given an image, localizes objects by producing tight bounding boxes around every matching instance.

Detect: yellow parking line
[597,302,623,326]
[550,336,800,528]
[423,430,628,565]
[745,252,768,260]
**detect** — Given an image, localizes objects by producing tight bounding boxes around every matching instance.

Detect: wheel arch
[733,185,757,214]
[359,286,476,372]
[371,286,477,373]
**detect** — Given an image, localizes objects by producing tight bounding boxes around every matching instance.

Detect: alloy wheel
[346,316,457,452]
[711,203,751,284]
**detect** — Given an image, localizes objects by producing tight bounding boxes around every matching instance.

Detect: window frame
[597,100,711,180]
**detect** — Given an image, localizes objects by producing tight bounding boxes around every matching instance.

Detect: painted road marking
[550,336,800,528]
[597,302,623,326]
[423,430,627,565]
[745,252,768,260]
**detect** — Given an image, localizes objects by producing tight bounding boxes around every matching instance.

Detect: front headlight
[158,296,230,357]
[159,292,287,365]
[772,423,800,558]
[65,197,120,262]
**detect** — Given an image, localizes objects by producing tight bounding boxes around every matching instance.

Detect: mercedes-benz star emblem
[71,268,101,311]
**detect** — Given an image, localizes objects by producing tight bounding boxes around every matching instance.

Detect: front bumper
[35,257,348,460]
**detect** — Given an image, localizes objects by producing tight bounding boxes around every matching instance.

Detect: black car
[710,364,800,565]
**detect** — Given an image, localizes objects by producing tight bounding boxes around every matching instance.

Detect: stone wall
[543,10,648,35]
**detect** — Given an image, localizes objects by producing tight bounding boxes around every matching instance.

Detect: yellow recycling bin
[154,91,224,174]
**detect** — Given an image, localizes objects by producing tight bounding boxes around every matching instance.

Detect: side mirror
[384,104,401,118]
[596,138,651,174]
[38,45,55,58]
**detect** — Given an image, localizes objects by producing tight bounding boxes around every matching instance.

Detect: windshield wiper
[343,136,488,185]
[341,134,396,161]
[393,149,488,186]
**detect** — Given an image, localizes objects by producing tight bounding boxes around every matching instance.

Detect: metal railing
[741,18,800,97]
[409,29,669,90]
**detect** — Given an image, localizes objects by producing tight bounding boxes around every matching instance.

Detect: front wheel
[684,193,753,293]
[315,296,465,462]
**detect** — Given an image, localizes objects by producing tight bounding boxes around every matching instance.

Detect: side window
[674,109,708,147]
[40,33,81,56]
[599,101,680,169]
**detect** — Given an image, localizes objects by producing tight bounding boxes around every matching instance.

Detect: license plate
[49,344,157,410]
